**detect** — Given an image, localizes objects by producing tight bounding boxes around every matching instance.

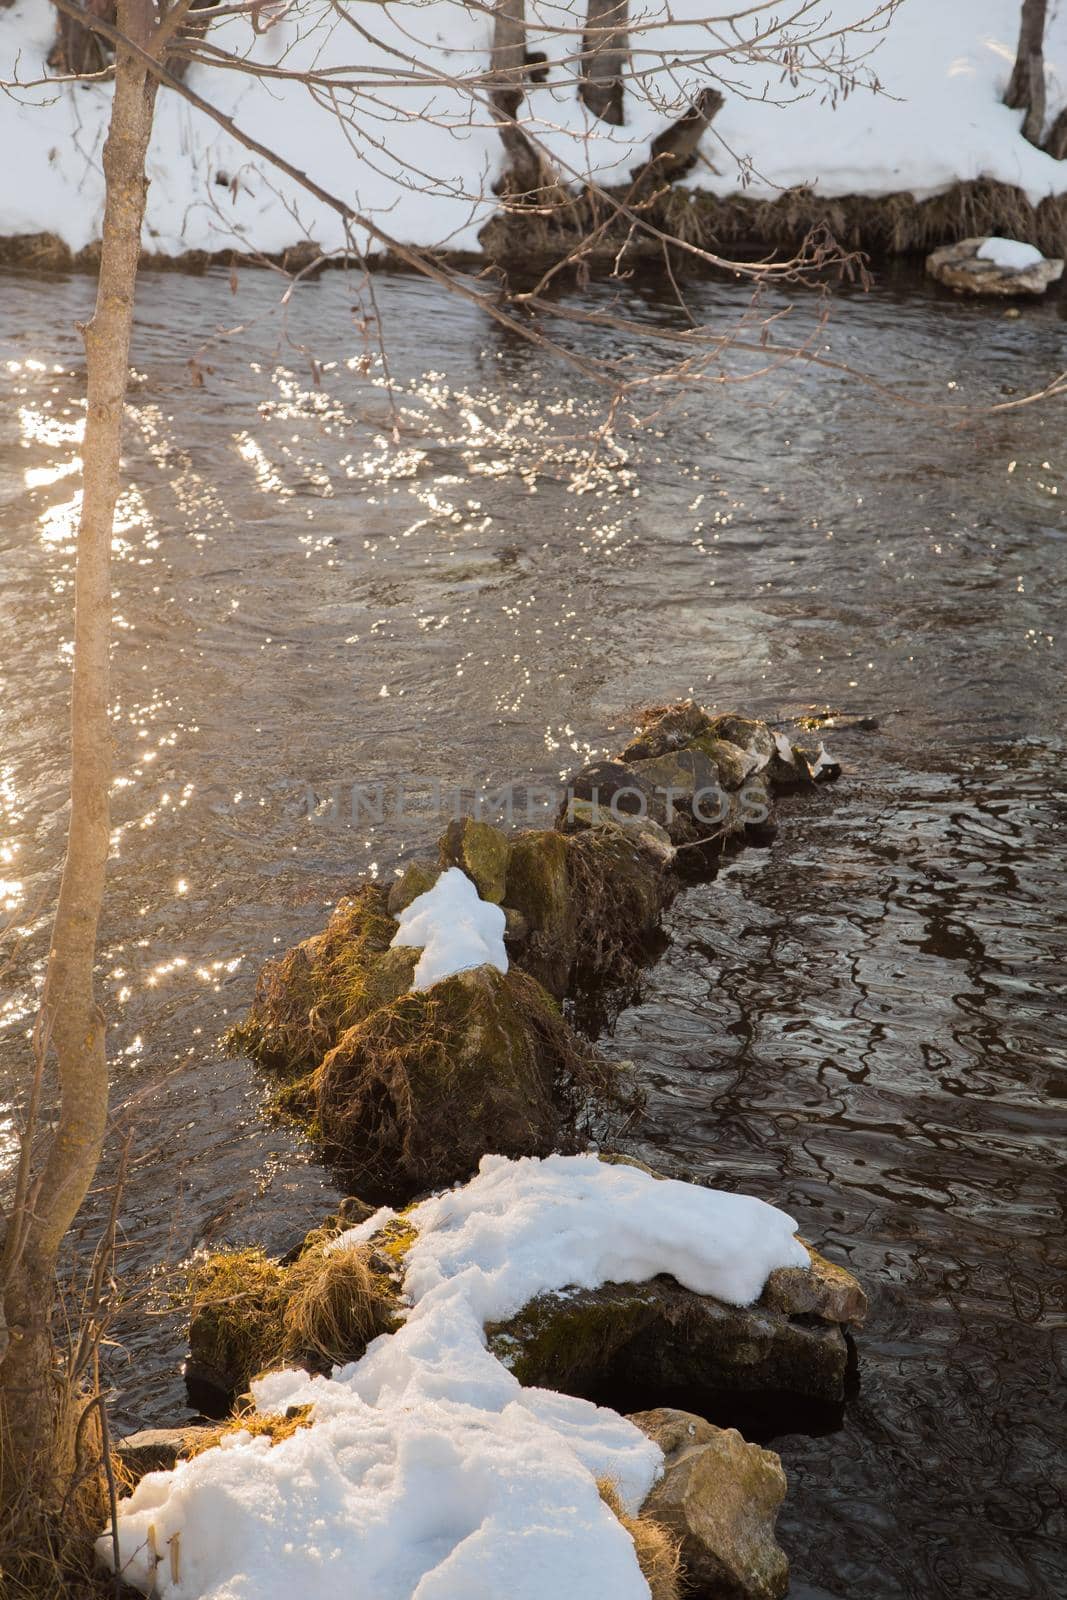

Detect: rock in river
[630,1407,790,1600]
[485,1242,866,1405]
[926,235,1064,296]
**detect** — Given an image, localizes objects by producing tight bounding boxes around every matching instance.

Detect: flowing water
[0,260,1064,1599]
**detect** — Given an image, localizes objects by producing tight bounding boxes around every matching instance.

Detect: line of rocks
[129,701,869,1600]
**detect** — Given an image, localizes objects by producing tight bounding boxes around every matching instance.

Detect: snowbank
[101,1153,810,1598]
[392,867,508,991]
[1,1,1066,259]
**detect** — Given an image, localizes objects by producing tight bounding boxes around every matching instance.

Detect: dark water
[0,260,1064,1599]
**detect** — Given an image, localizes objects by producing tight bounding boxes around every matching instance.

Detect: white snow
[976,235,1046,269]
[101,1153,811,1599]
[1,1,1066,258]
[391,866,507,990]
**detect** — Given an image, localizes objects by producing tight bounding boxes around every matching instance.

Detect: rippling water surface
[0,261,1064,1599]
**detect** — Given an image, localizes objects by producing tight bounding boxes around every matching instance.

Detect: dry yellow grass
[597,1478,683,1600]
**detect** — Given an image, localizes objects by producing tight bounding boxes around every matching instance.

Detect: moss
[487,1276,850,1403]
[225,884,398,1077]
[376,1215,419,1265]
[487,1286,656,1389]
[309,963,614,1197]
[504,830,576,998]
[439,817,509,903]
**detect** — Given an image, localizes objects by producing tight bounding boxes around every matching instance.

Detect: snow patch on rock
[391,866,507,991]
[976,237,1045,271]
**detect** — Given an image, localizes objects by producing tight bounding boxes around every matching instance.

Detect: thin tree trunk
[0,0,157,1518]
[1004,0,1047,147]
[579,0,628,126]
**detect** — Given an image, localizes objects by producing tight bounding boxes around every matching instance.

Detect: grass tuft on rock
[597,1478,683,1600]
[224,885,401,1076]
[187,1248,288,1397]
[187,1236,399,1401]
[565,827,670,1003]
[182,1405,316,1459]
[281,1245,397,1369]
[308,964,618,1197]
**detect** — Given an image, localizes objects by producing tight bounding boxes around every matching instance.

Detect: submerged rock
[926,235,1064,296]
[630,1408,789,1600]
[485,1242,864,1404]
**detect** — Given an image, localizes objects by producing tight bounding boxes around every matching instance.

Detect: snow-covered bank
[1,1,1066,262]
[100,1154,810,1598]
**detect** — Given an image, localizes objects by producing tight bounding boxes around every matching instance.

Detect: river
[0,260,1064,1599]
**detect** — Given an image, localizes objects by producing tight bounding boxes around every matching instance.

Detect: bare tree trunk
[489,0,553,198]
[48,0,115,76]
[579,0,627,126]
[0,0,158,1526]
[1004,0,1047,147]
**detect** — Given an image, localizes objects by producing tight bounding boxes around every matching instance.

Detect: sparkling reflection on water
[0,262,1064,1599]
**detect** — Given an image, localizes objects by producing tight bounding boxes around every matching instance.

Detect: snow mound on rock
[392,865,507,990]
[976,237,1045,271]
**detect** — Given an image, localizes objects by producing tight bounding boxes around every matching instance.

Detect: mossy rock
[486,1273,851,1404]
[560,801,676,866]
[705,715,776,766]
[186,1248,287,1410]
[363,945,420,1009]
[562,759,660,819]
[439,817,509,903]
[679,736,756,793]
[225,885,398,1077]
[308,963,611,1198]
[564,825,673,993]
[504,829,576,998]
[631,1408,789,1600]
[619,701,713,761]
[625,749,727,842]
[387,859,441,915]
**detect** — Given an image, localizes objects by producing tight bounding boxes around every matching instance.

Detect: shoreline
[5,177,1066,280]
